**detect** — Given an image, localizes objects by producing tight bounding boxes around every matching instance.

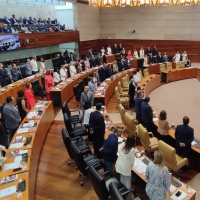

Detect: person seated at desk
[140,47,145,58]
[175,116,194,158]
[24,83,36,110]
[88,77,95,93]
[152,46,157,56]
[112,60,118,74]
[60,65,67,81]
[173,51,181,63]
[89,55,97,68]
[3,16,10,24]
[133,49,139,58]
[157,110,171,142]
[162,52,168,62]
[146,47,152,56]
[45,70,54,100]
[149,53,155,64]
[17,90,29,121]
[113,44,118,54]
[145,150,171,200]
[69,62,77,77]
[118,58,125,72]
[10,63,21,82]
[116,134,135,200]
[143,54,148,65]
[157,52,163,63]
[107,45,112,55]
[127,50,132,59]
[0,145,7,166]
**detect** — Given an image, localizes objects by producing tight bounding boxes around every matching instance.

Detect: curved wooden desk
[0,101,54,200]
[0,74,43,105]
[94,68,134,106]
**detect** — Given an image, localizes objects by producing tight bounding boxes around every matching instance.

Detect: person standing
[89,103,105,158]
[45,70,54,100]
[25,59,32,77]
[113,44,118,54]
[89,55,97,68]
[100,128,122,176]
[39,57,46,74]
[182,51,187,62]
[84,57,90,71]
[88,48,92,59]
[140,47,145,58]
[92,72,99,89]
[141,96,153,131]
[10,63,21,82]
[30,56,38,74]
[128,79,135,108]
[145,150,171,200]
[0,63,9,87]
[135,90,143,124]
[73,49,79,61]
[60,65,67,81]
[115,134,135,200]
[3,96,21,140]
[69,62,77,77]
[17,90,28,121]
[173,51,181,63]
[175,116,194,158]
[99,64,106,82]
[88,77,95,93]
[24,83,36,110]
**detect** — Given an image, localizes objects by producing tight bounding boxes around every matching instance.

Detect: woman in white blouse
[182,51,187,62]
[60,65,67,81]
[101,47,105,56]
[53,68,60,85]
[133,49,139,58]
[121,48,126,55]
[173,51,180,63]
[84,57,90,71]
[39,57,46,74]
[140,47,145,58]
[143,54,148,65]
[112,60,118,74]
[69,62,77,77]
[115,134,135,200]
[107,45,112,55]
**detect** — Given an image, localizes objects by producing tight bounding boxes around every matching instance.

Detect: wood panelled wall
[80,39,200,62]
[18,31,80,49]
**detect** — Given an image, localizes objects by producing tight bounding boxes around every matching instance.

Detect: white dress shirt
[60,68,67,81]
[140,49,144,58]
[69,65,77,77]
[107,47,112,55]
[136,72,142,82]
[134,51,139,58]
[84,108,93,125]
[53,72,60,83]
[174,53,181,63]
[30,59,38,72]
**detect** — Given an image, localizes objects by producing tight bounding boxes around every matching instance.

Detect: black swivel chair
[31,80,46,99]
[73,84,82,108]
[83,76,88,86]
[61,128,91,165]
[88,165,132,200]
[109,182,136,200]
[20,66,27,78]
[62,101,82,127]
[70,142,103,186]
[64,113,87,138]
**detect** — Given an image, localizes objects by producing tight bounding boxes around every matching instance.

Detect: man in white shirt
[30,56,38,74]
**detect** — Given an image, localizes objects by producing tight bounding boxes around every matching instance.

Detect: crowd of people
[0,15,66,33]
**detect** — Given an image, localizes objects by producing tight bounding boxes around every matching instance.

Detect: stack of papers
[0,186,16,198]
[133,158,143,168]
[14,156,22,162]
[3,162,21,171]
[13,136,24,143]
[135,164,147,174]
[10,142,24,149]
[1,174,18,185]
[9,150,28,157]
[22,121,34,128]
[27,112,37,119]
[17,128,29,134]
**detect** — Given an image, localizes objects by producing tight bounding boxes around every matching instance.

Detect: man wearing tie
[113,44,118,54]
[80,86,94,115]
[157,52,163,63]
[99,63,107,82]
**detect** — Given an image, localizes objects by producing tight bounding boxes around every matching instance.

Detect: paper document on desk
[191,141,197,146]
[134,158,143,168]
[22,121,34,128]
[3,162,21,171]
[14,156,22,163]
[27,112,37,119]
[153,118,158,122]
[135,163,147,173]
[171,190,187,200]
[9,142,24,149]
[0,185,16,198]
[17,128,29,134]
[118,137,124,143]
[170,185,176,193]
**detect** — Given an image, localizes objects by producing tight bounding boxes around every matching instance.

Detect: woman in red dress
[24,83,36,110]
[127,50,132,59]
[45,70,54,100]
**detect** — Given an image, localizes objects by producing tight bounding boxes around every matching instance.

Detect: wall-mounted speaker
[132,30,136,33]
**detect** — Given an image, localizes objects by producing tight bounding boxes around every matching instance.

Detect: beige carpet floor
[187,174,200,199]
[149,78,200,138]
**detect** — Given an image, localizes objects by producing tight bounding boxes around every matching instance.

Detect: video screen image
[0,35,21,51]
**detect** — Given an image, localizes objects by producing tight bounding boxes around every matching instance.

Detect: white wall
[0,1,56,20]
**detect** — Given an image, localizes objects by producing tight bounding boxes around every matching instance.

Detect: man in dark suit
[157,52,163,63]
[99,64,106,82]
[128,79,135,108]
[145,47,152,56]
[0,63,9,87]
[135,90,143,123]
[105,64,112,78]
[95,53,102,66]
[124,56,131,70]
[88,48,92,59]
[89,103,105,158]
[3,96,21,141]
[152,46,157,56]
[118,59,125,72]
[89,55,96,68]
[113,44,118,54]
[175,116,194,158]
[141,97,153,131]
[10,63,21,82]
[60,52,66,65]
[10,15,18,25]
[65,51,71,64]
[118,43,123,53]
[149,53,155,64]
[3,16,10,24]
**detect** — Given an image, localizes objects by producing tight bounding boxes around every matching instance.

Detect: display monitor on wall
[0,34,21,52]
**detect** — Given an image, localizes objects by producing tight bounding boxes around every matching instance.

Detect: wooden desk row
[0,74,43,105]
[0,101,54,200]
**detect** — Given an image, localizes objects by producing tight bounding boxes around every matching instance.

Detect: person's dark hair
[83,100,91,110]
[96,103,102,111]
[113,128,118,134]
[136,68,140,72]
[159,110,167,120]
[6,96,13,103]
[40,57,44,62]
[54,68,58,73]
[137,86,141,91]
[88,77,92,81]
[17,90,24,98]
[144,96,150,103]
[25,83,31,89]
[134,71,137,75]
[122,134,135,154]
[129,76,133,81]
[183,116,189,125]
